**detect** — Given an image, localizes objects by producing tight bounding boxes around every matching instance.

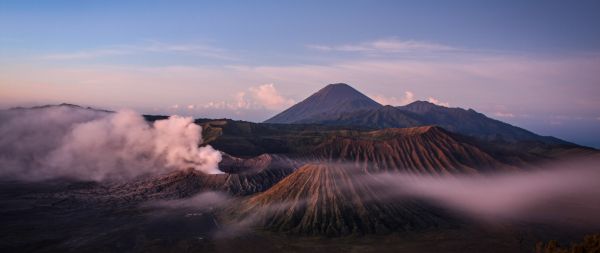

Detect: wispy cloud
[427,97,449,107]
[182,84,294,113]
[248,83,295,110]
[4,48,600,124]
[307,38,457,54]
[371,91,415,106]
[42,41,238,61]
[43,49,131,60]
[493,112,516,118]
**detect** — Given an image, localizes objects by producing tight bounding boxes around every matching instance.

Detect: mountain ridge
[264,83,382,124]
[264,83,580,147]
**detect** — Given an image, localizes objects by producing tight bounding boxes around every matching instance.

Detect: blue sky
[1,0,600,147]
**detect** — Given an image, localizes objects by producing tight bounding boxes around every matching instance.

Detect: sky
[1,0,600,147]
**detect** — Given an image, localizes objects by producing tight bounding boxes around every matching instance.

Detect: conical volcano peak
[264,83,382,124]
[310,83,377,103]
[323,82,352,89]
[318,83,359,94]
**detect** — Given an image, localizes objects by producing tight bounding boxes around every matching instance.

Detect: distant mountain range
[265,83,574,146]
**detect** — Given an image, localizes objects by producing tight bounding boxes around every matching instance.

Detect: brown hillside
[230,163,455,236]
[310,126,507,174]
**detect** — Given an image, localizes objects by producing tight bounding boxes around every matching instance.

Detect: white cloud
[233,92,251,109]
[248,84,295,110]
[371,91,415,106]
[41,41,237,61]
[201,84,294,112]
[493,112,516,118]
[43,49,130,60]
[307,38,456,54]
[427,97,450,107]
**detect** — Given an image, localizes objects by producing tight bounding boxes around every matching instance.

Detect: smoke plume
[0,105,222,181]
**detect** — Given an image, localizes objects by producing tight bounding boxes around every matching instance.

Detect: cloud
[371,91,415,106]
[0,106,222,182]
[201,84,294,111]
[3,49,600,123]
[41,41,237,61]
[427,97,449,107]
[248,84,295,110]
[43,48,130,60]
[307,38,456,54]
[493,112,515,118]
[372,92,451,107]
[196,92,250,111]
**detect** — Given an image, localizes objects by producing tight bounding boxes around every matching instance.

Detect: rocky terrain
[229,163,456,236]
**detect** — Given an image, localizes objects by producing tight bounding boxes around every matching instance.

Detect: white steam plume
[0,105,222,181]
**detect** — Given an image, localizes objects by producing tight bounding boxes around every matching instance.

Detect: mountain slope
[264,83,381,124]
[309,126,507,174]
[264,83,583,147]
[298,105,423,128]
[230,163,455,236]
[397,101,572,144]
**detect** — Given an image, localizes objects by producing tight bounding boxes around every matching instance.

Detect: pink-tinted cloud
[371,91,415,106]
[40,41,237,61]
[493,112,516,118]
[2,53,599,122]
[427,97,449,107]
[248,84,295,110]
[307,38,457,53]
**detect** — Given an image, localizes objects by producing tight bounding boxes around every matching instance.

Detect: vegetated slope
[264,83,381,124]
[295,105,423,128]
[198,118,370,157]
[231,163,455,236]
[309,126,507,174]
[397,101,572,144]
[200,119,582,169]
[305,101,575,146]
